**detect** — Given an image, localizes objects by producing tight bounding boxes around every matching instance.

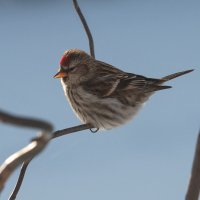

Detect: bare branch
[9,161,30,200]
[8,123,92,200]
[0,110,52,131]
[185,130,200,200]
[53,123,93,138]
[72,0,95,58]
[0,110,53,193]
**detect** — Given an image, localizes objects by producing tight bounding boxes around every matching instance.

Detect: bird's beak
[53,70,68,78]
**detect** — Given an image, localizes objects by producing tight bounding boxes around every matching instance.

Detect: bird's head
[54,49,92,84]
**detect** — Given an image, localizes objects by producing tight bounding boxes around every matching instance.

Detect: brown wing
[116,73,171,93]
[82,73,125,97]
[82,60,171,98]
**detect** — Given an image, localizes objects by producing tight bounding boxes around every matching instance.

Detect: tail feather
[145,69,193,93]
[144,85,172,93]
[160,69,194,83]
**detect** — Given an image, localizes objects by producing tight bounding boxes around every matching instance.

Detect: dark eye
[69,66,77,72]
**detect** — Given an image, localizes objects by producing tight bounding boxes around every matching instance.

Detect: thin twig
[0,110,53,193]
[72,0,95,58]
[185,130,200,200]
[53,123,93,138]
[9,161,30,200]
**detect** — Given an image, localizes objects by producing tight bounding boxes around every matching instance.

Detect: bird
[54,49,193,130]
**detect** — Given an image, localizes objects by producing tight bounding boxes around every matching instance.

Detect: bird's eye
[69,66,77,72]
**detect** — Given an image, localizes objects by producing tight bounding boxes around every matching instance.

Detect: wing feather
[82,60,170,98]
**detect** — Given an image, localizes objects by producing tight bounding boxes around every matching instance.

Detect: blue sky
[0,0,199,199]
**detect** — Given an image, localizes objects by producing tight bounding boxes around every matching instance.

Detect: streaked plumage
[54,49,193,130]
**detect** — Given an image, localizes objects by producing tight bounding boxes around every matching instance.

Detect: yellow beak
[53,71,68,78]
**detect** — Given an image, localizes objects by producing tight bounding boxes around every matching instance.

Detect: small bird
[54,49,193,130]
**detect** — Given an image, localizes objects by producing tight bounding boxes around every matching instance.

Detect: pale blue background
[0,0,199,199]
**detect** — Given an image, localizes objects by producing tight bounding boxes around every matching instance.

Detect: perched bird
[54,49,193,130]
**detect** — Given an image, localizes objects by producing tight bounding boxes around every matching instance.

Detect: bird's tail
[159,69,194,83]
[144,69,194,93]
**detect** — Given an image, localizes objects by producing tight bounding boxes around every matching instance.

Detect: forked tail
[145,69,194,93]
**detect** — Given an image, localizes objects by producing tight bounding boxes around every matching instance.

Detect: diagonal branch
[72,0,95,58]
[53,123,93,138]
[0,110,53,193]
[185,130,200,200]
[9,161,30,200]
[8,123,93,200]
